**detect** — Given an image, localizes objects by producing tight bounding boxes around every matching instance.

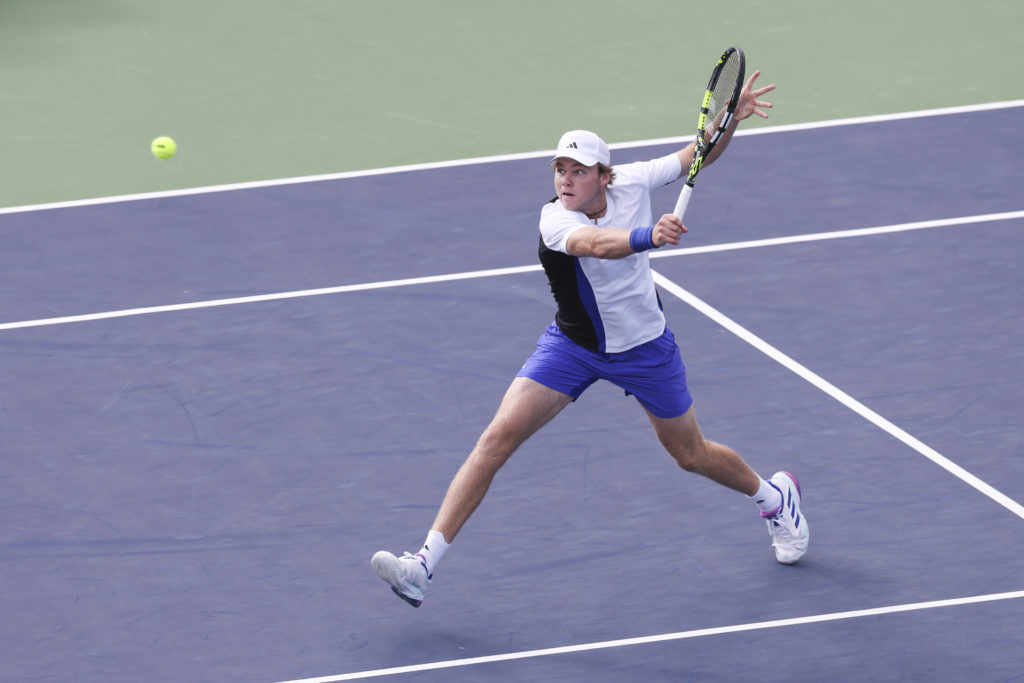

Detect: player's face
[553,158,610,218]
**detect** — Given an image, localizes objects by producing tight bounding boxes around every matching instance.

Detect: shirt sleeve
[539,201,589,253]
[616,153,682,189]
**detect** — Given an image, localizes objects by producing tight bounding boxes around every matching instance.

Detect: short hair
[598,162,616,186]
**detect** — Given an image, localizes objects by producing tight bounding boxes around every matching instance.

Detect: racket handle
[672,183,694,220]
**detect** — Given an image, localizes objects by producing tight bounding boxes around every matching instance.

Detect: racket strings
[705,54,743,134]
[675,47,745,218]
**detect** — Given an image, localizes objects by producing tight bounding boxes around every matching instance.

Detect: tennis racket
[672,46,746,220]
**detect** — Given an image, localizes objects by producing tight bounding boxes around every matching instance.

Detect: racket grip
[672,183,694,220]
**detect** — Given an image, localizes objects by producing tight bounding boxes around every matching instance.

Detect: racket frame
[672,46,746,220]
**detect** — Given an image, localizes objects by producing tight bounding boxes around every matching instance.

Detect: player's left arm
[565,214,687,259]
[673,71,776,178]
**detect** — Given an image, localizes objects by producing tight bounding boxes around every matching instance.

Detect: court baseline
[275,590,1024,682]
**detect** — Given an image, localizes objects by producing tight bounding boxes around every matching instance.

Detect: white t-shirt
[538,153,682,353]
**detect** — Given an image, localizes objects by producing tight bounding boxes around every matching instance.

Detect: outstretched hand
[734,70,775,121]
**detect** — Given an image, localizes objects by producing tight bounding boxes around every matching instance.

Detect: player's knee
[666,439,708,473]
[672,450,701,472]
[472,425,519,469]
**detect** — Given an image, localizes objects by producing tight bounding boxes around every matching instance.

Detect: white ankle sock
[417,530,450,575]
[750,477,782,516]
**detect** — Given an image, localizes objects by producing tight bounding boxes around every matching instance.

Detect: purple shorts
[517,323,693,419]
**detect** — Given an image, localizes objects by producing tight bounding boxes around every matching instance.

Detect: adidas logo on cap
[550,130,610,167]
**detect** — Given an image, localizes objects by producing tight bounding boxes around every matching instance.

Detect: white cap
[549,129,610,167]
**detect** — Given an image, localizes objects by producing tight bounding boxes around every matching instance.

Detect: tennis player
[372,70,806,608]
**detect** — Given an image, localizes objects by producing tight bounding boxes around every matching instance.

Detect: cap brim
[549,151,600,167]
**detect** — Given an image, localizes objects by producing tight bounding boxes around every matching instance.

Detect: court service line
[276,590,1024,682]
[649,210,1024,260]
[1,210,1020,333]
[650,270,1024,522]
[1,100,1020,217]
[0,265,539,332]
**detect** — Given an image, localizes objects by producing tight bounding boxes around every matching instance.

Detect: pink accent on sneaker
[779,471,802,496]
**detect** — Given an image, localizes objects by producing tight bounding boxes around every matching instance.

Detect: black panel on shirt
[537,234,599,351]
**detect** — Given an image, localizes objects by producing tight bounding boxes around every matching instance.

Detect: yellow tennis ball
[151,136,177,159]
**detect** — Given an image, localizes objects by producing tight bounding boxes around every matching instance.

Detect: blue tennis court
[2,104,1022,682]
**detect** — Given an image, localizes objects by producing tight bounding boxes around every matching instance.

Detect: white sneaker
[763,471,809,564]
[371,551,431,607]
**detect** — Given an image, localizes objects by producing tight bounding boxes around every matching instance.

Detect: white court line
[3,102,1019,682]
[1,99,1021,217]
[650,210,1024,260]
[1,210,1021,332]
[650,269,1024,522]
[0,265,539,331]
[276,590,1024,682]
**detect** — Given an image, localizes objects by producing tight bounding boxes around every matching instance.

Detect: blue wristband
[629,225,657,253]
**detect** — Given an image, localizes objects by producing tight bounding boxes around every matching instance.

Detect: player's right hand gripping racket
[672,46,746,220]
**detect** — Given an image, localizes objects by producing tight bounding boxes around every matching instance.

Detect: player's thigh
[480,376,573,453]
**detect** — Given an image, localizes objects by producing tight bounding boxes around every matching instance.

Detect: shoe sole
[391,586,423,608]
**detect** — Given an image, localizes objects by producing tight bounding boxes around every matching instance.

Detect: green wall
[1,0,1020,208]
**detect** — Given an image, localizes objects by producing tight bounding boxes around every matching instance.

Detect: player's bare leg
[370,377,571,606]
[647,405,760,495]
[648,405,809,563]
[431,376,573,542]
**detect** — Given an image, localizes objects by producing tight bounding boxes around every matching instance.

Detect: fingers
[751,99,774,119]
[653,214,687,246]
[744,71,776,98]
[743,70,775,119]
